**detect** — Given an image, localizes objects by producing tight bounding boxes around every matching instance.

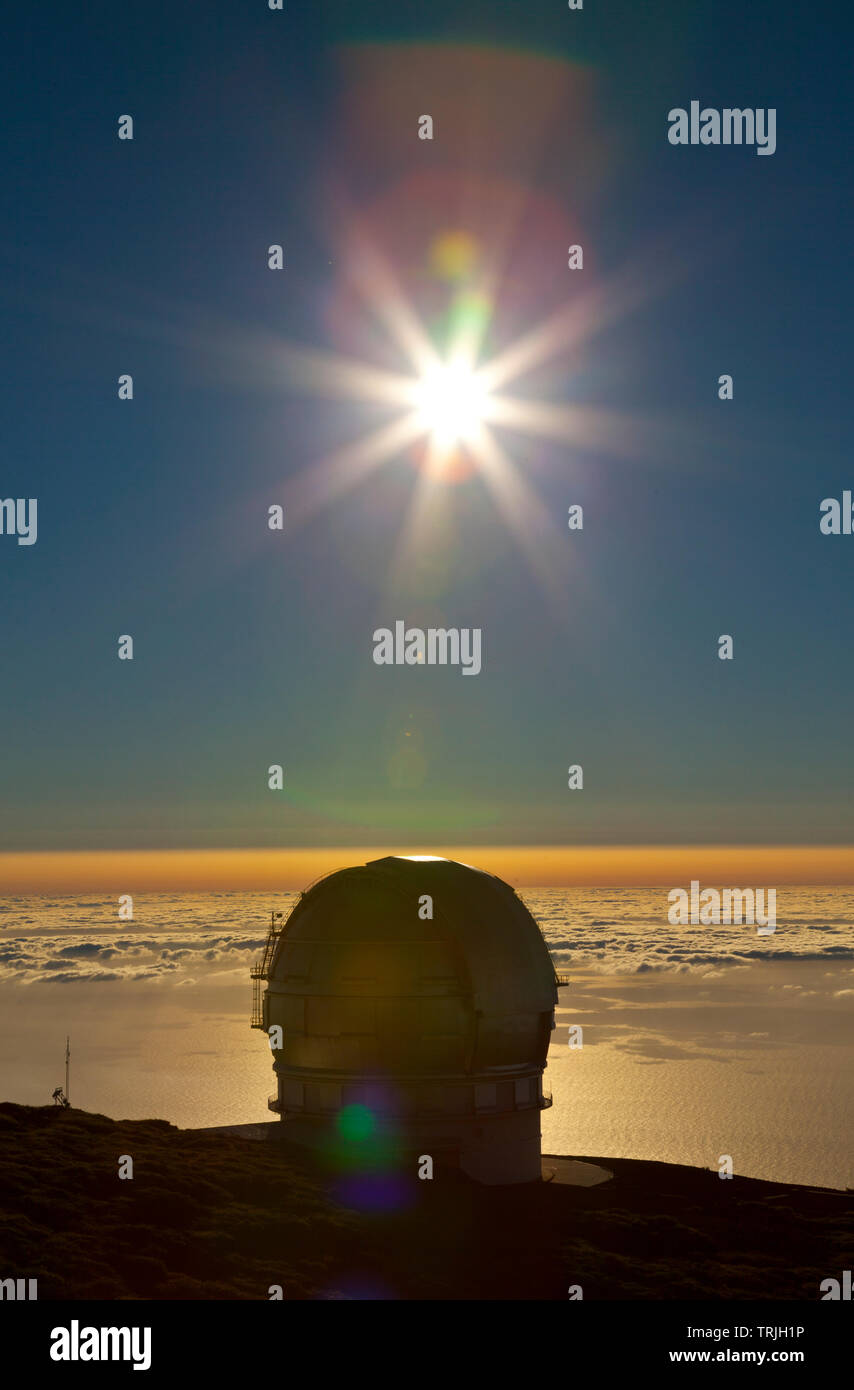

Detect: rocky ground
[0,1102,849,1300]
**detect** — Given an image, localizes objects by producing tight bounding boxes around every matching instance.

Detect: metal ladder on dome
[250,910,286,1028]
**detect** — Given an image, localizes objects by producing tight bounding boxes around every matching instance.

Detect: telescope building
[250,855,562,1184]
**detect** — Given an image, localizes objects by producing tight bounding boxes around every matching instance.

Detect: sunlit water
[0,888,852,1188]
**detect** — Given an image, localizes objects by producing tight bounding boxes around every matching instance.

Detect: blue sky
[1,0,852,852]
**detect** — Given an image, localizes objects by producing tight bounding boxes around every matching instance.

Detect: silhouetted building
[251,855,560,1184]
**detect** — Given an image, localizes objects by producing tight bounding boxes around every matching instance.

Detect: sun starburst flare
[266,226,670,597]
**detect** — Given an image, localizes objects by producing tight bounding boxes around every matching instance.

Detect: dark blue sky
[1,0,852,852]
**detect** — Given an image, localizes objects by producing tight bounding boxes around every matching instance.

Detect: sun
[413,361,489,448]
[270,224,654,598]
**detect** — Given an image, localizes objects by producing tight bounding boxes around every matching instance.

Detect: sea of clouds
[0,887,853,987]
[532,887,854,977]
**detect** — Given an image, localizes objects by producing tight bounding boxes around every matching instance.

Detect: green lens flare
[336,1104,376,1142]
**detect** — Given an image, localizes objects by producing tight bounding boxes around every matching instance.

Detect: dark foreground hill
[0,1103,849,1300]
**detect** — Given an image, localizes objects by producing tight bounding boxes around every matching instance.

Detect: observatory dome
[253,855,560,1184]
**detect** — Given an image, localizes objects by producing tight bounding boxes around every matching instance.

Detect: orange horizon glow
[1,845,854,893]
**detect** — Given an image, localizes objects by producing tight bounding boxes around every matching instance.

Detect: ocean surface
[1,888,852,1188]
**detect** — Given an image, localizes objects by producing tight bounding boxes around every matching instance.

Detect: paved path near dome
[542,1156,614,1187]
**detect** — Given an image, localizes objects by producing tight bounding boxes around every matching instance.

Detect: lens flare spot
[336,1103,376,1143]
[430,229,480,282]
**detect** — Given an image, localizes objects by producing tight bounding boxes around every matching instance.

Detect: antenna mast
[65,1036,70,1106]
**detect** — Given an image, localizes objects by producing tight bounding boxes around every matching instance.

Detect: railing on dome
[540,1085,553,1110]
[250,910,287,1029]
[554,972,570,987]
[267,1092,282,1114]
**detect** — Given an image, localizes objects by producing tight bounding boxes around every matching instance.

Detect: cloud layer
[1,887,853,984]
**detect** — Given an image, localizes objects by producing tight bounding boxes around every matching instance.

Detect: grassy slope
[0,1103,849,1300]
